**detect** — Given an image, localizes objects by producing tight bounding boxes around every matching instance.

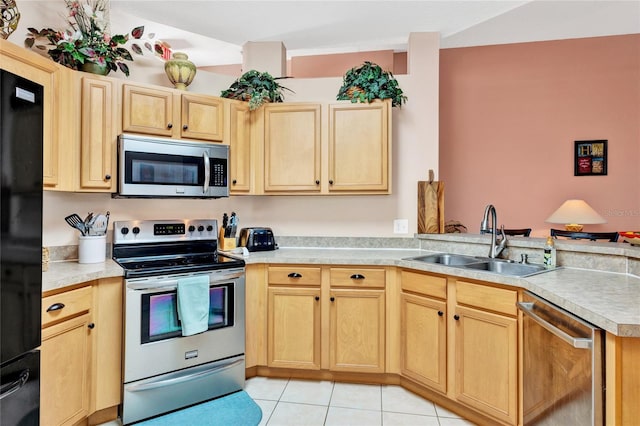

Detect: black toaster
[238,227,277,252]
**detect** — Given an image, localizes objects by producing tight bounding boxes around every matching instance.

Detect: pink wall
[439,35,640,236]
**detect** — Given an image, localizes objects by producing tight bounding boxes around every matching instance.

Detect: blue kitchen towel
[136,390,262,426]
[177,275,210,336]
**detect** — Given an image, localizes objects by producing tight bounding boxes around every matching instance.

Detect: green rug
[136,391,262,426]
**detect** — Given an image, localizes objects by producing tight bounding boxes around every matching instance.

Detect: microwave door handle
[203,151,210,193]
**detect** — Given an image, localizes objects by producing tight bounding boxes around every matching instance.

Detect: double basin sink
[403,253,553,277]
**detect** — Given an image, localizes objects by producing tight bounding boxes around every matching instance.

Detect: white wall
[13,3,440,246]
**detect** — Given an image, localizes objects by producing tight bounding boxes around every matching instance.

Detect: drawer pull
[330,297,335,302]
[167,123,173,129]
[350,274,365,280]
[183,124,188,130]
[287,272,302,278]
[438,311,444,317]
[453,314,460,321]
[314,296,320,301]
[88,323,95,329]
[46,303,65,312]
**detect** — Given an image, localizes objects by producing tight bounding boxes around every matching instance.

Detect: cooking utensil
[91,213,109,236]
[65,213,86,236]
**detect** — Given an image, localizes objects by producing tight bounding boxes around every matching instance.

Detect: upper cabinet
[249,100,391,195]
[227,100,252,194]
[328,101,390,193]
[122,84,224,142]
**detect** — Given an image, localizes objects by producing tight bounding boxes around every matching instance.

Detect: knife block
[218,227,237,251]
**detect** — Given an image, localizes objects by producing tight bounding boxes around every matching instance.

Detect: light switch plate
[393,219,409,234]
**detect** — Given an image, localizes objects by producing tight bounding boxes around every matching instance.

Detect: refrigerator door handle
[0,369,30,400]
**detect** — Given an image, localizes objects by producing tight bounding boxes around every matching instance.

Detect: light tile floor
[246,377,478,426]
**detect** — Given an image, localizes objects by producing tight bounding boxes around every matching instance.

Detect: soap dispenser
[543,236,557,268]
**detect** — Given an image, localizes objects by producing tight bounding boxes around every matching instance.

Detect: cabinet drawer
[268,266,321,286]
[330,267,385,288]
[456,280,517,316]
[42,286,92,327]
[401,270,447,299]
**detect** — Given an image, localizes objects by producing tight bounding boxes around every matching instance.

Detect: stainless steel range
[112,219,246,425]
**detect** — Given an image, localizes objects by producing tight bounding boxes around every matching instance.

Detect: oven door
[117,134,229,198]
[123,268,245,383]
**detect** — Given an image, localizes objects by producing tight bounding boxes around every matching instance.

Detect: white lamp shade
[545,199,607,225]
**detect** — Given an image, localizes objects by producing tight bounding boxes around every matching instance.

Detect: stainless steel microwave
[116,134,229,198]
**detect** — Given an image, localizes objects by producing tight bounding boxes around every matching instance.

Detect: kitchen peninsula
[43,234,640,425]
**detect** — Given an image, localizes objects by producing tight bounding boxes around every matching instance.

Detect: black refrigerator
[0,69,43,425]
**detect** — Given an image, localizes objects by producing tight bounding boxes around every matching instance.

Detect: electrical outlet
[393,219,409,234]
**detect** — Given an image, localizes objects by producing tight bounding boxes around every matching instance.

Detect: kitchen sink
[404,253,554,277]
[405,253,483,266]
[463,260,547,277]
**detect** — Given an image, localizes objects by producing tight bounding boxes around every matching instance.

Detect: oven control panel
[113,219,218,244]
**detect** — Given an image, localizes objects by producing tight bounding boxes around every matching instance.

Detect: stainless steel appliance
[518,291,604,425]
[116,134,230,198]
[0,69,43,425]
[112,219,246,425]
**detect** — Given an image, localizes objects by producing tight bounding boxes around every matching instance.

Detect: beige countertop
[43,245,640,337]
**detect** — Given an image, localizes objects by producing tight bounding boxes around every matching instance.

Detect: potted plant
[24,0,153,76]
[220,70,293,110]
[336,61,407,108]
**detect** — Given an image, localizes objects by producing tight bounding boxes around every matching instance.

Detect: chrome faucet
[480,204,507,258]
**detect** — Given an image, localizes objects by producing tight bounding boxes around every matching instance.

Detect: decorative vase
[1,0,20,40]
[81,61,110,76]
[164,52,196,90]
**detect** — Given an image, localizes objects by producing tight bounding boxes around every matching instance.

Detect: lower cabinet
[40,278,123,426]
[265,265,386,374]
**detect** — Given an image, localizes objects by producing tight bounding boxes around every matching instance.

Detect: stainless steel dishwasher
[518,291,604,425]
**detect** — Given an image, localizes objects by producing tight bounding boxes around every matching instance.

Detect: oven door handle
[127,358,244,392]
[517,302,592,349]
[203,151,210,193]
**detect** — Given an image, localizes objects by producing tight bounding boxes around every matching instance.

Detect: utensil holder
[78,235,106,264]
[218,228,236,251]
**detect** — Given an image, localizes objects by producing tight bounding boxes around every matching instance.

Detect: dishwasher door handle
[517,302,592,349]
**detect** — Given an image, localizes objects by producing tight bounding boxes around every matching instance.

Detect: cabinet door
[229,101,252,194]
[41,313,92,426]
[329,289,385,373]
[180,94,224,141]
[267,287,321,369]
[264,104,321,192]
[80,77,116,191]
[401,293,447,393]
[328,101,390,193]
[122,84,174,136]
[453,305,518,425]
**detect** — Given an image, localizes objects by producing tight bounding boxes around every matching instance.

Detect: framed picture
[575,140,607,176]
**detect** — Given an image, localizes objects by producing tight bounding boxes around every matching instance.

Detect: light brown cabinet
[122,84,224,142]
[40,278,123,426]
[450,279,518,425]
[263,265,386,373]
[227,100,253,194]
[400,270,447,393]
[80,76,118,191]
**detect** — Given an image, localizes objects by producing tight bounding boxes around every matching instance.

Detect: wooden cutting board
[418,170,445,233]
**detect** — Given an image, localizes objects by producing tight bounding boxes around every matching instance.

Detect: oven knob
[188,225,195,233]
[207,225,213,232]
[198,225,204,232]
[132,227,140,235]
[121,227,129,235]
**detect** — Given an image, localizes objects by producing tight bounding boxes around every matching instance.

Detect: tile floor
[246,377,477,426]
[99,377,478,426]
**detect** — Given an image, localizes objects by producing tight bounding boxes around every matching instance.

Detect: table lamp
[545,199,606,232]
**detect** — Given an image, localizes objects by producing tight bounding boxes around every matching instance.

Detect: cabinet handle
[453,314,460,321]
[350,274,365,280]
[183,124,188,130]
[105,174,111,180]
[167,123,173,129]
[46,303,65,312]
[232,179,237,185]
[314,296,320,301]
[329,180,334,185]
[330,297,335,302]
[88,323,95,329]
[287,272,302,278]
[438,311,444,317]
[315,180,320,185]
